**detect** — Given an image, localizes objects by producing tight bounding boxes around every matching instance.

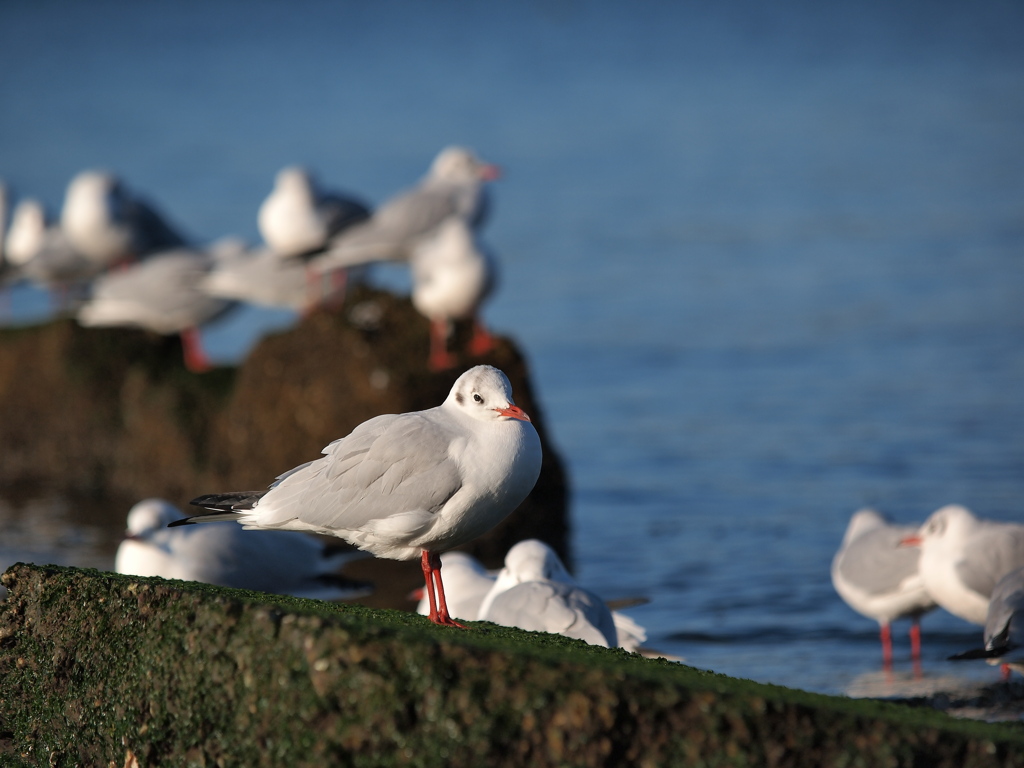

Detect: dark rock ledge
[2,563,1023,768]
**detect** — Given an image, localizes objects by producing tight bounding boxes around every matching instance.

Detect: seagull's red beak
[899,535,922,548]
[480,164,502,181]
[495,404,531,422]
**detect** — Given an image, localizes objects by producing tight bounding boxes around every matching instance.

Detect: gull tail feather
[167,491,267,527]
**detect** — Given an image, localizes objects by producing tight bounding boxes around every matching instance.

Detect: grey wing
[320,193,371,239]
[956,526,1024,599]
[256,411,462,532]
[316,185,457,268]
[985,568,1024,651]
[836,525,921,596]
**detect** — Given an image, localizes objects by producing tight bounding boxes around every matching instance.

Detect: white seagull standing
[115,498,371,600]
[950,566,1024,676]
[174,365,543,627]
[831,509,937,666]
[200,240,311,312]
[310,146,500,275]
[257,166,369,259]
[5,198,100,292]
[477,539,619,647]
[77,247,234,371]
[900,505,1024,626]
[60,170,187,269]
[410,216,498,371]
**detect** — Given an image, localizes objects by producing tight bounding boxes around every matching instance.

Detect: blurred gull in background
[115,498,372,601]
[901,505,1024,627]
[950,566,1024,676]
[478,539,620,648]
[410,216,498,370]
[77,246,235,371]
[60,170,188,269]
[831,508,937,667]
[311,146,500,274]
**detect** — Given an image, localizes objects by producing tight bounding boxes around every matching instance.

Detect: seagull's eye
[473,393,484,404]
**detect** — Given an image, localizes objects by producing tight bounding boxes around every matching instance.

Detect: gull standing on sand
[410,217,498,370]
[310,146,500,274]
[175,365,543,627]
[831,509,937,666]
[115,498,372,600]
[60,170,187,269]
[77,247,234,372]
[477,539,619,647]
[900,505,1024,626]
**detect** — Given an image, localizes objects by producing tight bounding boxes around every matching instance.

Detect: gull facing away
[310,146,500,274]
[115,498,372,600]
[410,217,498,371]
[175,365,543,627]
[950,566,1024,676]
[414,545,648,651]
[76,247,235,372]
[830,509,937,667]
[257,166,370,259]
[477,539,619,647]
[900,505,1024,626]
[60,170,187,269]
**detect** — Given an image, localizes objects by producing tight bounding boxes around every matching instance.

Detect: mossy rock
[2,563,1023,767]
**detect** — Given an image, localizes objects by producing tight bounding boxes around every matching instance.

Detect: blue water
[2,0,1024,699]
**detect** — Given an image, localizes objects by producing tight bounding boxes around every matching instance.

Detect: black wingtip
[949,647,1006,661]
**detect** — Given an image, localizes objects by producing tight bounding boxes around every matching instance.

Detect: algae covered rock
[2,563,1024,768]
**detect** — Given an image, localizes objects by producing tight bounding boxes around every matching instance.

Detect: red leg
[181,327,212,373]
[468,315,495,356]
[1002,663,1011,682]
[880,623,893,670]
[428,319,456,371]
[909,620,922,662]
[421,551,466,628]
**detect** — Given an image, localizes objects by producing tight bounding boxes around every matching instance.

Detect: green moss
[2,563,1023,768]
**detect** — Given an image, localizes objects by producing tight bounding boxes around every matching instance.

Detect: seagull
[413,547,647,651]
[60,170,187,269]
[411,217,498,370]
[173,365,543,627]
[5,198,100,292]
[115,498,372,600]
[257,166,370,259]
[950,566,1024,676]
[76,246,234,371]
[900,505,1024,626]
[310,146,500,274]
[831,509,937,666]
[477,539,619,647]
[200,239,311,312]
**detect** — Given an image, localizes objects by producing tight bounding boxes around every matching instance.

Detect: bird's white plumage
[478,539,619,648]
[257,166,368,259]
[910,505,1024,626]
[78,247,232,334]
[831,508,936,626]
[311,146,497,272]
[411,216,496,324]
[115,498,370,600]
[192,365,542,563]
[60,170,185,267]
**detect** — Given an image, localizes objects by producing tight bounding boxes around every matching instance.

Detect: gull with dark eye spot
[900,505,1024,626]
[175,365,542,628]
